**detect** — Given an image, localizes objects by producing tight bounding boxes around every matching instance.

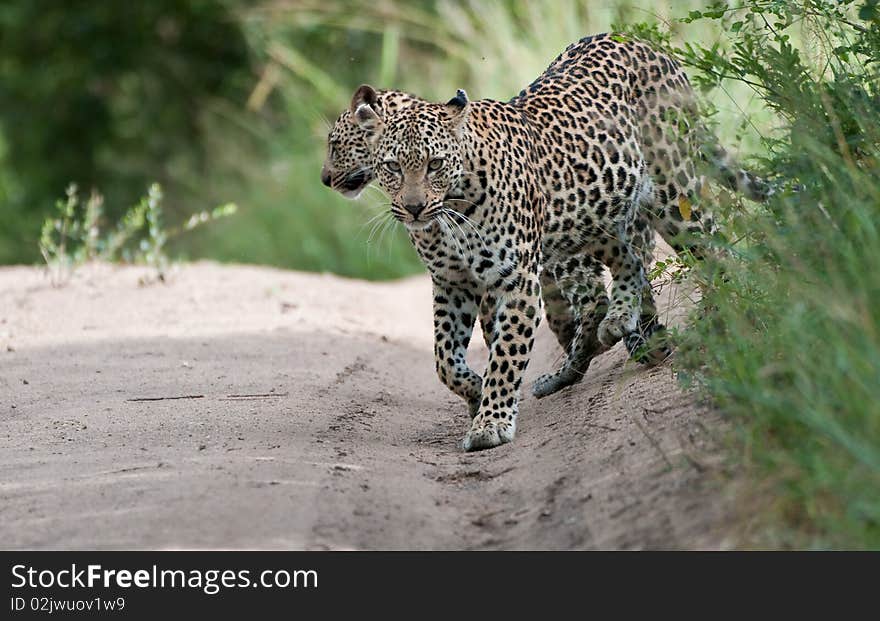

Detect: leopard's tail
[696,125,787,202]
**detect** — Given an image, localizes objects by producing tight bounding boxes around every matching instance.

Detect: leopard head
[322,86,424,199]
[353,89,470,229]
[320,85,381,198]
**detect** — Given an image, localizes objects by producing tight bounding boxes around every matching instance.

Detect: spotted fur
[322,34,775,450]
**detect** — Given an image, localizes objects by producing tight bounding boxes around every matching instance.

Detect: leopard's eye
[384,160,402,173]
[428,158,444,172]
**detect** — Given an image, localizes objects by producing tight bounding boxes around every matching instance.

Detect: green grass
[37,182,238,286]
[678,170,880,548]
[658,3,880,549]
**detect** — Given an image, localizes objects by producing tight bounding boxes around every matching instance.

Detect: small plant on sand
[39,183,237,286]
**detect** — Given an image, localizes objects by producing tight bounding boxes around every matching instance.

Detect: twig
[220,392,289,401]
[126,395,204,402]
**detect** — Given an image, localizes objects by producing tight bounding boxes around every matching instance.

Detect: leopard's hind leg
[533,257,609,398]
[622,209,672,365]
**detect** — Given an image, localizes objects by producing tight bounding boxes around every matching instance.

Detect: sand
[0,259,733,549]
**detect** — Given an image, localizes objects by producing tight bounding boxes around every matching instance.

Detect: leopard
[322,34,775,450]
[352,90,546,451]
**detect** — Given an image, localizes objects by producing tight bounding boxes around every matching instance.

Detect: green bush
[632,1,880,548]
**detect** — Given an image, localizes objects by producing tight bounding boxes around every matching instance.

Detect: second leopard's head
[353,87,470,229]
[320,86,381,198]
[321,86,423,199]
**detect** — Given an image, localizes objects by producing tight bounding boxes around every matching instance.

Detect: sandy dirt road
[0,261,732,549]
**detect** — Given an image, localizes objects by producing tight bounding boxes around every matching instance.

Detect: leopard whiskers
[364,207,402,263]
[363,184,386,200]
[360,203,392,226]
[439,214,466,258]
[365,210,394,245]
[439,210,468,246]
[376,210,400,258]
[442,197,491,230]
[442,208,488,246]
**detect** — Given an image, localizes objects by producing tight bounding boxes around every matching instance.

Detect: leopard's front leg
[463,274,542,451]
[431,280,483,417]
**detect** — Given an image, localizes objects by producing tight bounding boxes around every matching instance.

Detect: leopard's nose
[404,202,426,217]
[320,170,332,187]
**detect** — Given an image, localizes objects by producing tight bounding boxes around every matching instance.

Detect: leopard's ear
[350,84,379,115]
[445,89,469,137]
[353,103,384,144]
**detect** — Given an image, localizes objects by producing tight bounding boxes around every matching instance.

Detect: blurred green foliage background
[1,0,734,279]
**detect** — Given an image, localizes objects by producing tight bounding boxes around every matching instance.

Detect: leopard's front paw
[462,417,516,452]
[597,310,638,348]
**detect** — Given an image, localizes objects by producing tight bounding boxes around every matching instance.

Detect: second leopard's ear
[353,103,384,144]
[445,89,470,137]
[350,84,384,143]
[350,84,379,114]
